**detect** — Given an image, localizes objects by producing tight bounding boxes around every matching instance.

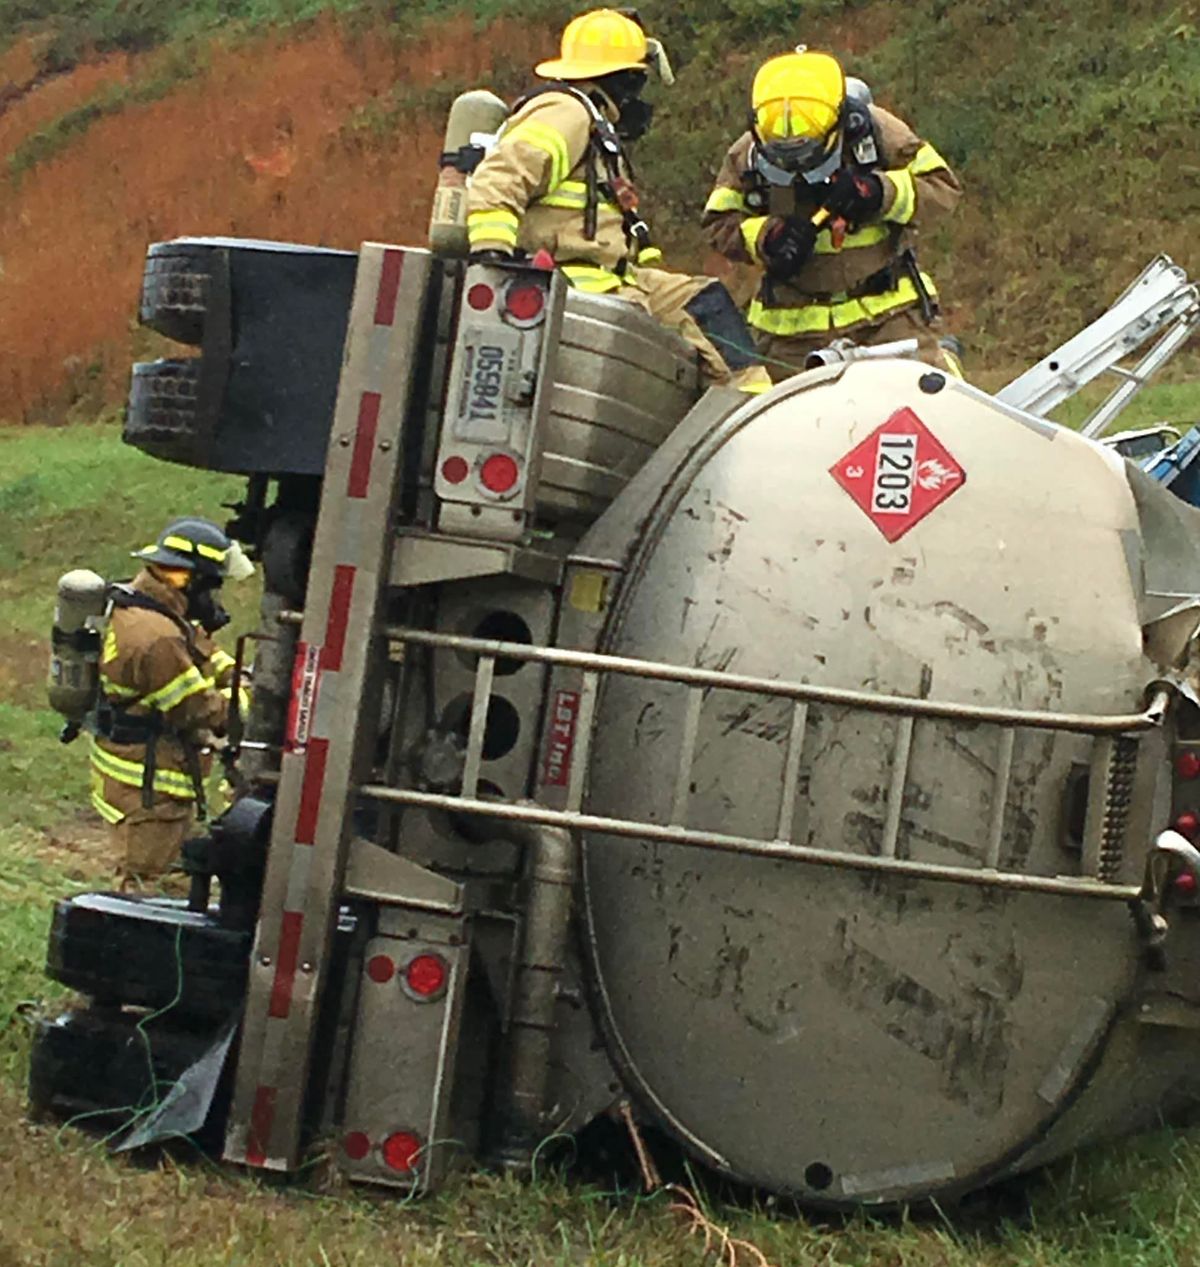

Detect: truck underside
[29,238,1200,1209]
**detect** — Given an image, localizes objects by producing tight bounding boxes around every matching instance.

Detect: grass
[6,406,1200,1262]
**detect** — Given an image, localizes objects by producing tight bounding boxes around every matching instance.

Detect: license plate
[871,432,917,515]
[454,325,522,444]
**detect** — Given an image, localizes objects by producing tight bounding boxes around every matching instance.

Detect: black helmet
[133,516,232,581]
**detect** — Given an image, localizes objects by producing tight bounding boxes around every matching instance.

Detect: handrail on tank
[284,617,1170,737]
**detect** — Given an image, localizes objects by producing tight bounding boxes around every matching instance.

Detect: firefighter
[466,8,773,394]
[702,50,963,381]
[89,517,242,886]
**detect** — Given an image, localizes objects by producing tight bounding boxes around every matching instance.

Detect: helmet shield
[751,50,846,182]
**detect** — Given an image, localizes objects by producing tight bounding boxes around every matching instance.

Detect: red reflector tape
[322,565,356,672]
[246,1085,277,1166]
[294,737,329,844]
[374,249,403,326]
[348,391,381,499]
[268,910,304,1019]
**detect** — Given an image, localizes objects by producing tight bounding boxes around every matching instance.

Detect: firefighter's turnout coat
[466,86,765,389]
[90,569,232,876]
[703,106,962,375]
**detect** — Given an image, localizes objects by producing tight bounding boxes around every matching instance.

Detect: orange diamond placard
[829,407,966,543]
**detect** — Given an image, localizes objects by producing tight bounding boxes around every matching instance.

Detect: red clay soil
[0,14,540,421]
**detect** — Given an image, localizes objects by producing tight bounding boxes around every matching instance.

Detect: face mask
[187,579,230,634]
[617,97,654,141]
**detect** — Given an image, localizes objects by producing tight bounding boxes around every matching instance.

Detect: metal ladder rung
[565,671,599,812]
[984,728,1016,869]
[880,716,915,859]
[669,687,705,827]
[775,701,808,842]
[461,655,495,799]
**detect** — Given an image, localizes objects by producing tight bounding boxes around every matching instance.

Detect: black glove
[759,216,817,280]
[823,169,885,223]
[468,249,512,266]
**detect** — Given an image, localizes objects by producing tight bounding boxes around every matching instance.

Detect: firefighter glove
[760,216,817,279]
[824,169,885,223]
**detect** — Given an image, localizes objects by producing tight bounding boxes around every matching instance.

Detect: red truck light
[467,283,494,311]
[366,954,395,983]
[1178,752,1200,780]
[405,953,448,999]
[1176,871,1198,895]
[480,452,520,494]
[441,455,469,485]
[343,1131,371,1160]
[382,1130,422,1173]
[504,282,545,323]
[1175,812,1199,838]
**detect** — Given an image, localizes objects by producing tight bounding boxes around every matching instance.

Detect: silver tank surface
[579,359,1200,1205]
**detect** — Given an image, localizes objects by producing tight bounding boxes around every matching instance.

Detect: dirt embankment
[0,14,534,422]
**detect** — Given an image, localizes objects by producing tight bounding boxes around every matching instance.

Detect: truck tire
[47,893,250,1024]
[140,246,211,345]
[124,358,203,454]
[28,1008,218,1136]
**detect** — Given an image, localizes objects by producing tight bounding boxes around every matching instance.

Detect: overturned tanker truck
[29,236,1200,1209]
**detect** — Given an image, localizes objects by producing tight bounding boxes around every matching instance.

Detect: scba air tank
[427,89,510,258]
[47,569,107,741]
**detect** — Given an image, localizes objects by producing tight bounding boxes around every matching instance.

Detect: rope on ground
[618,1100,777,1267]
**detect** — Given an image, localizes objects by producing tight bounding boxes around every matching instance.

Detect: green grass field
[6,399,1200,1265]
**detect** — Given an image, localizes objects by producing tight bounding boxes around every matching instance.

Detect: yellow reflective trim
[704,185,748,214]
[467,210,520,248]
[813,221,890,255]
[467,207,519,230]
[537,187,620,215]
[91,771,125,825]
[884,168,916,225]
[559,264,623,294]
[637,246,663,266]
[908,142,949,177]
[141,664,213,713]
[504,118,571,189]
[210,648,235,674]
[90,738,197,799]
[103,680,142,700]
[740,215,769,258]
[747,272,937,335]
[163,535,227,563]
[102,626,118,664]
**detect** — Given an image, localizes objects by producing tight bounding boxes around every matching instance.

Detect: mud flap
[114,1014,238,1153]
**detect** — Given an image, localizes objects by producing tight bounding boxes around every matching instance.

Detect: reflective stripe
[884,168,916,225]
[141,664,214,713]
[91,770,124,824]
[909,141,949,177]
[103,680,142,700]
[219,685,252,715]
[747,272,937,336]
[210,648,236,675]
[740,215,769,258]
[560,263,624,294]
[467,208,520,248]
[102,627,118,664]
[813,221,890,254]
[704,185,748,214]
[163,534,227,563]
[537,179,621,215]
[637,246,663,266]
[90,737,197,799]
[503,118,571,189]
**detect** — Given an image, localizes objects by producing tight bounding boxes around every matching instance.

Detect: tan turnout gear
[90,567,230,883]
[703,97,962,381]
[467,74,772,393]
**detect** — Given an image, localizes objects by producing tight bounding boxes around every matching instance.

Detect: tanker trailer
[29,239,1200,1210]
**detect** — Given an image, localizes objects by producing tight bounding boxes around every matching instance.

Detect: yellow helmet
[535,9,649,80]
[751,51,846,182]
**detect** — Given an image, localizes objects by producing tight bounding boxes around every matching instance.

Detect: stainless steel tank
[577,358,1200,1205]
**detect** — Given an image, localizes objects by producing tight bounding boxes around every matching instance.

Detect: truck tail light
[1176,871,1198,895]
[366,954,395,983]
[343,1131,370,1160]
[382,1130,422,1173]
[1176,812,1199,838]
[467,283,494,311]
[1178,752,1200,780]
[405,953,448,999]
[480,452,520,494]
[441,455,469,485]
[504,282,545,324]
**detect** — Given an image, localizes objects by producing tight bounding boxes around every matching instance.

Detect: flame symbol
[916,458,960,490]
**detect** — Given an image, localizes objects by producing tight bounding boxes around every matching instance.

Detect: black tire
[260,510,315,605]
[47,893,250,1024]
[28,1007,220,1138]
[140,247,212,346]
[124,358,203,456]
